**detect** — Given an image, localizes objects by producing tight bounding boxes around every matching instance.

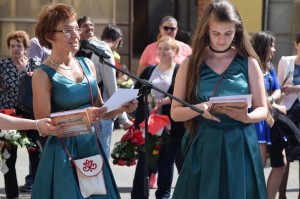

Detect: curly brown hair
[6,30,30,49]
[35,3,77,49]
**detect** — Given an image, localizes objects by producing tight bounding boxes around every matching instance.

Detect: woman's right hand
[197,102,220,122]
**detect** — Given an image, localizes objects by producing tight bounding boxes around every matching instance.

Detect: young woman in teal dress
[171,1,268,198]
[31,3,137,199]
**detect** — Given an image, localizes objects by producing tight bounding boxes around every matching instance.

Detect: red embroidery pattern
[82,159,97,172]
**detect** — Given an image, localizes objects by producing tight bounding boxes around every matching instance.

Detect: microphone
[80,40,111,59]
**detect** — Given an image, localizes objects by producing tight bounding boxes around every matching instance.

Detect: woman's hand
[26,71,34,76]
[155,99,163,112]
[281,85,300,95]
[121,100,138,113]
[213,103,250,123]
[198,102,220,122]
[86,106,108,123]
[36,118,64,137]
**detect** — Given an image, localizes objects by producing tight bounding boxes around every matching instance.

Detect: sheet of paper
[209,94,252,108]
[103,88,139,112]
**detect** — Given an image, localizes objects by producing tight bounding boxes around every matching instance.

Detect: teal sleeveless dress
[31,57,120,199]
[172,55,267,199]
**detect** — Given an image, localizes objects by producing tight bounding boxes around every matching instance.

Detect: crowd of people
[0,0,299,199]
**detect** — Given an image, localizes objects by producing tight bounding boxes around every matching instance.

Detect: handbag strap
[210,64,231,98]
[59,57,102,165]
[27,58,34,73]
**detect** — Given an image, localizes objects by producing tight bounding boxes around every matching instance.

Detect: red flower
[130,129,145,146]
[28,146,37,153]
[154,144,161,150]
[121,131,133,142]
[126,160,136,166]
[117,160,125,166]
[131,136,145,146]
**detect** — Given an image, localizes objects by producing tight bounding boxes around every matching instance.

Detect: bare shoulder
[32,67,49,80]
[32,68,51,90]
[247,57,260,72]
[84,58,94,66]
[179,57,190,71]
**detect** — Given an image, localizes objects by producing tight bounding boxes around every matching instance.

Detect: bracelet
[35,119,42,136]
[270,96,275,104]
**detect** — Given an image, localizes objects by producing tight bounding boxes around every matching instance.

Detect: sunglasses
[162,26,177,32]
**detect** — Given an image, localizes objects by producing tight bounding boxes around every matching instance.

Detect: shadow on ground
[0,187,31,199]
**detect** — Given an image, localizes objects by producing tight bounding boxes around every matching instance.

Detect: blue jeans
[131,134,180,199]
[96,118,114,159]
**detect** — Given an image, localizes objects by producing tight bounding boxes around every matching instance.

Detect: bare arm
[171,59,217,122]
[0,113,37,130]
[32,68,65,136]
[0,114,62,135]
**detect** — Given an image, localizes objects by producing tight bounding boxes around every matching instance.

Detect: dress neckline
[204,53,238,76]
[41,63,86,84]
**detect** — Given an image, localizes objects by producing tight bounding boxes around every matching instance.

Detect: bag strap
[27,58,34,73]
[210,64,231,98]
[59,57,102,165]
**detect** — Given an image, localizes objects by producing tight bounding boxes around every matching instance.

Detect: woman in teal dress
[171,1,268,199]
[31,3,137,199]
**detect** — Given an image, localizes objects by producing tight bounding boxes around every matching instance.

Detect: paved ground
[0,128,299,198]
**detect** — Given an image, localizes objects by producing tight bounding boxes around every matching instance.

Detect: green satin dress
[31,57,120,199]
[172,55,267,199]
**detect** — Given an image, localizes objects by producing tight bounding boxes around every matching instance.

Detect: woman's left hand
[214,103,250,123]
[122,100,138,113]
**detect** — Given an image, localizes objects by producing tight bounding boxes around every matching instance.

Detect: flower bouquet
[0,129,33,174]
[111,127,145,166]
[139,111,171,169]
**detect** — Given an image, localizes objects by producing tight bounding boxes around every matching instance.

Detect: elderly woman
[31,3,137,199]
[0,30,40,199]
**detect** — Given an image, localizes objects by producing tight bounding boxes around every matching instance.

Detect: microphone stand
[96,54,203,199]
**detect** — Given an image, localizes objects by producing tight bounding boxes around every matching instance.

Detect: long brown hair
[251,31,275,73]
[185,0,260,139]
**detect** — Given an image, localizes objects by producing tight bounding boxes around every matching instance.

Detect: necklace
[209,45,232,53]
[48,56,77,70]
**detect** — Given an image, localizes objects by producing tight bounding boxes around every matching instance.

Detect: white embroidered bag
[74,154,107,198]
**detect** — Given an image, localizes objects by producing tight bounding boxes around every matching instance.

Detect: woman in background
[277,32,300,199]
[252,31,290,199]
[136,16,192,76]
[132,36,185,199]
[0,30,40,199]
